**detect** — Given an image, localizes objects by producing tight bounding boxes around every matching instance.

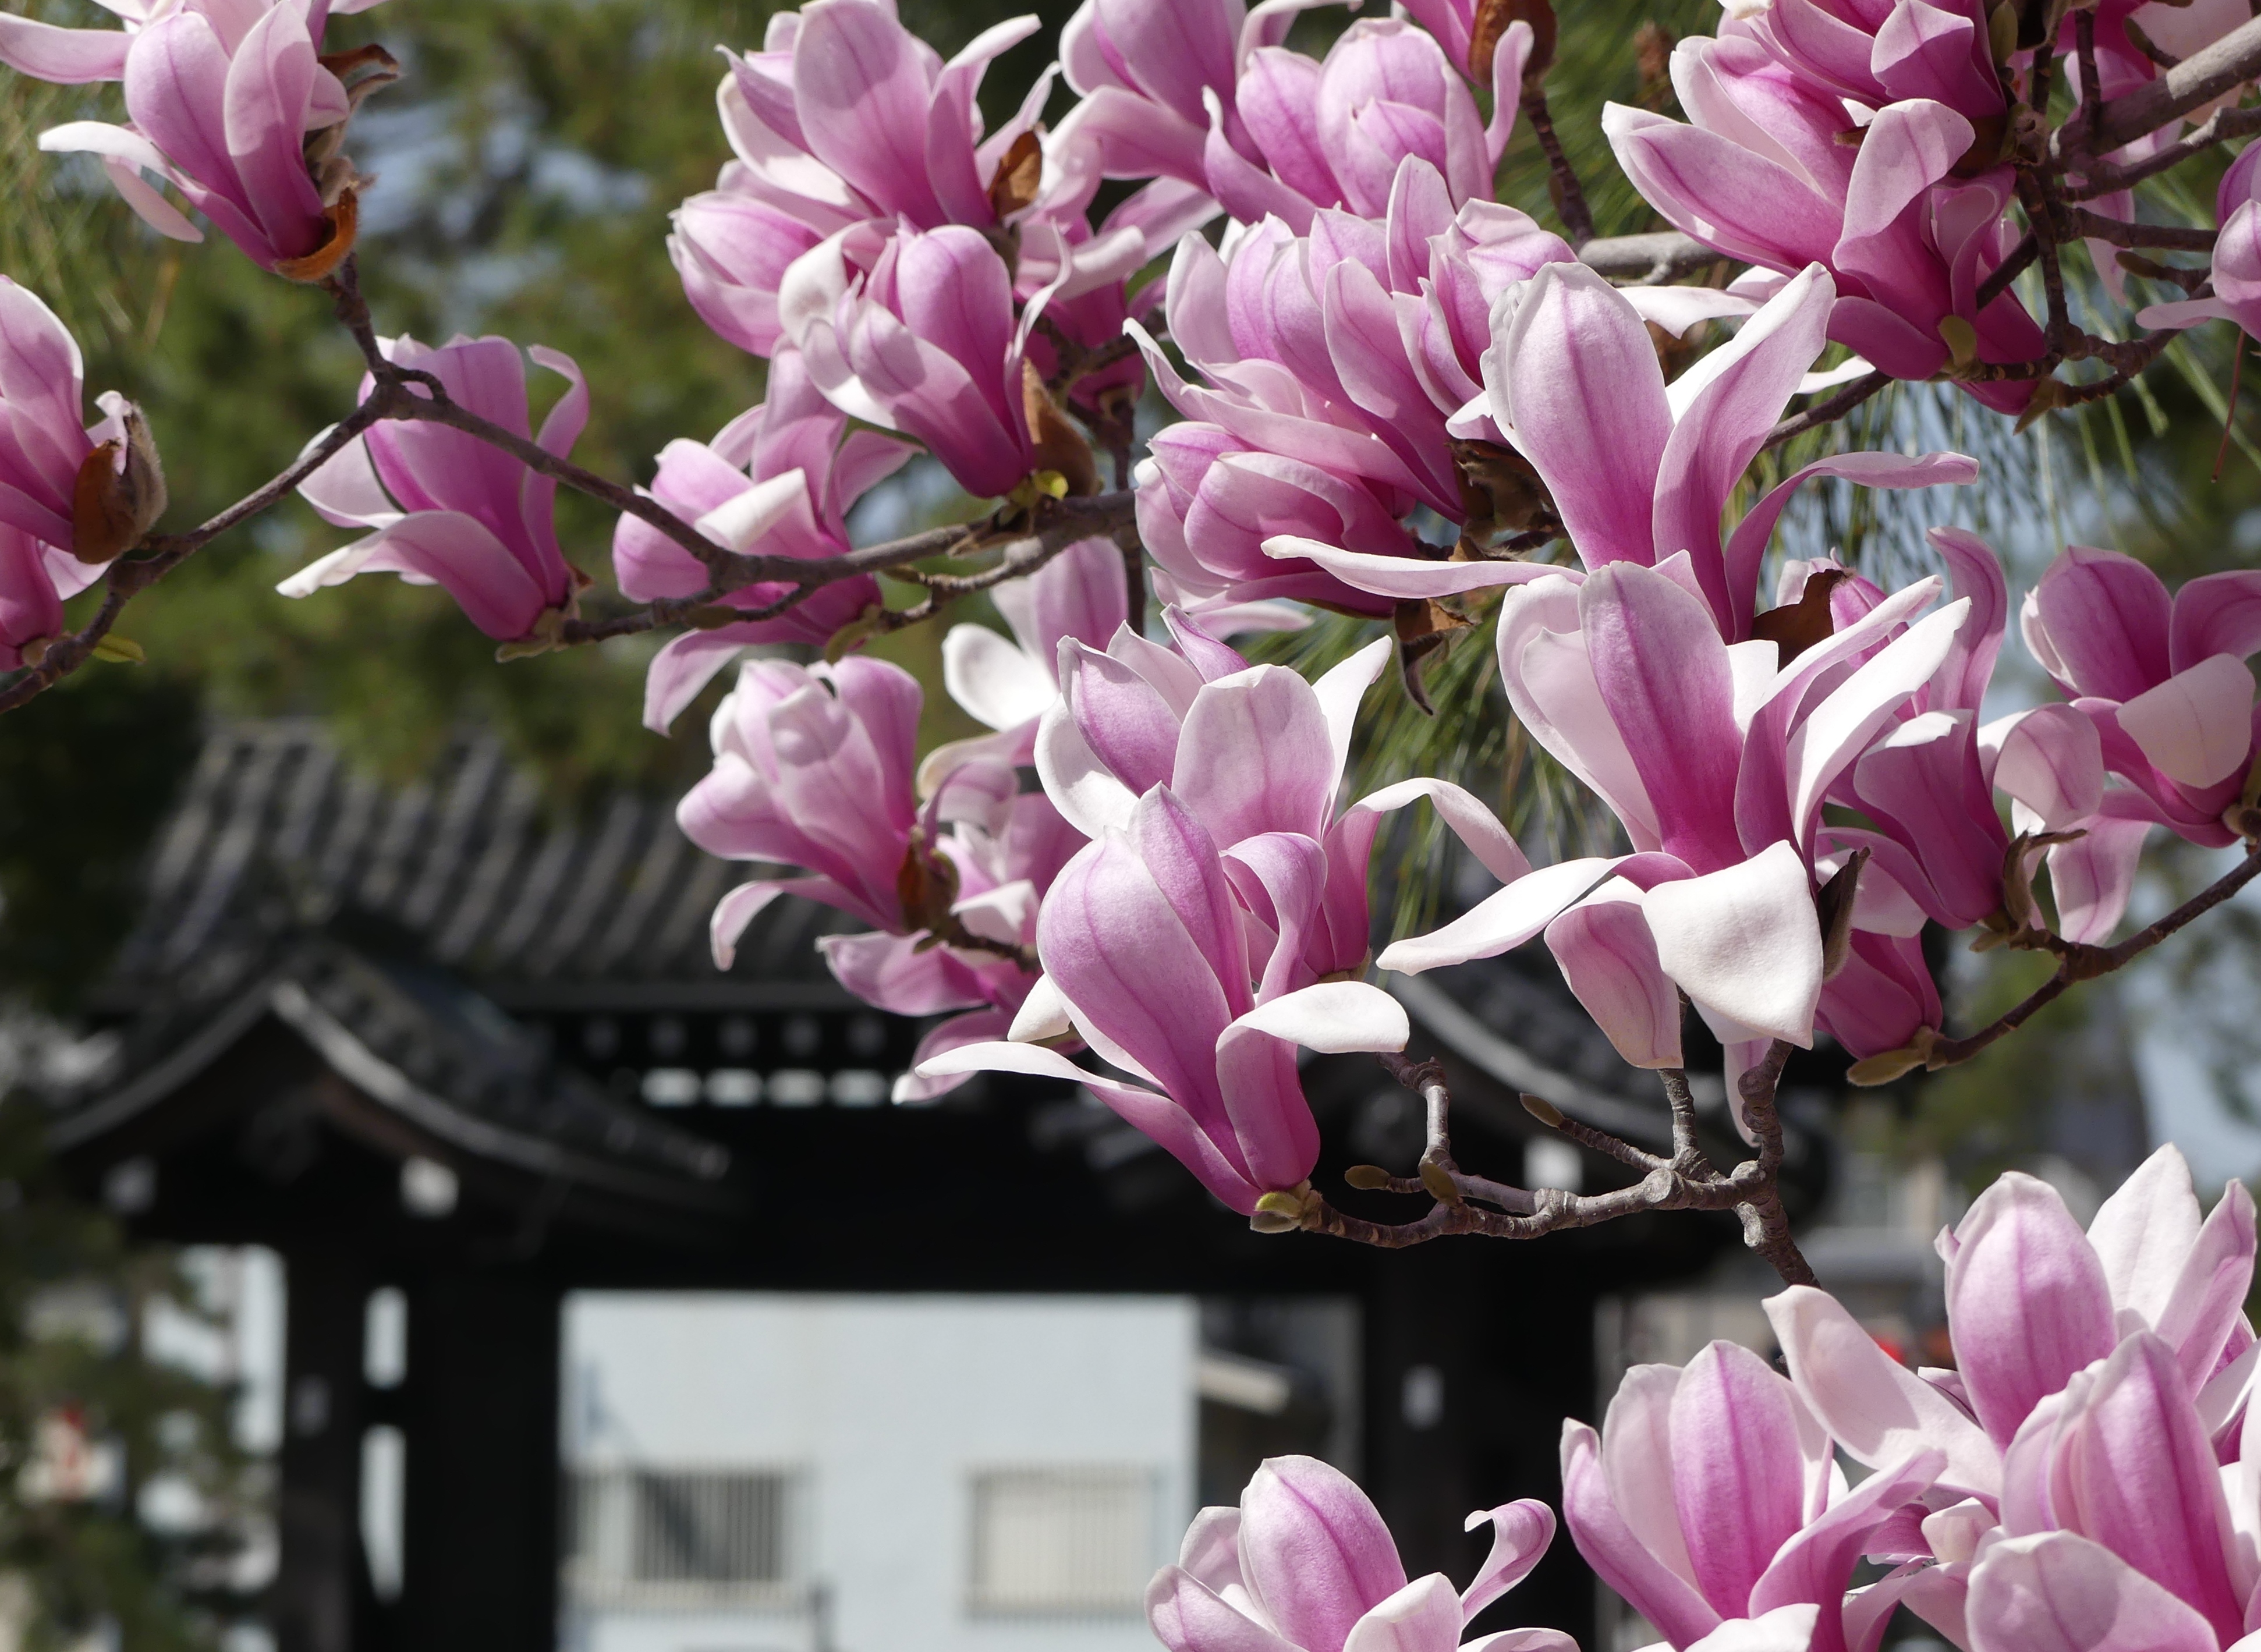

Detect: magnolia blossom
[2019,544,2261,875]
[1539,1150,2261,1652]
[286,335,589,641]
[35,0,388,276]
[708,0,1052,236]
[1042,0,1528,236]
[0,0,387,86]
[1743,1147,2260,1648]
[615,350,916,731]
[1149,1455,1568,1652]
[1273,262,1975,633]
[1728,0,2004,127]
[1604,41,2046,410]
[1377,559,1976,1086]
[679,655,1078,1100]
[0,278,164,665]
[1561,1339,1943,1652]
[1132,157,1592,607]
[1035,617,1529,979]
[1198,18,1524,228]
[784,221,1077,500]
[922,624,1523,1210]
[671,0,1189,393]
[922,535,1132,785]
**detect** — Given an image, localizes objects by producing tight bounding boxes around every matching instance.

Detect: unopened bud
[1249,1186,1314,1235]
[1937,315,1979,371]
[494,605,568,661]
[1520,1092,1564,1128]
[70,403,166,564]
[90,634,144,664]
[1847,1026,1941,1086]
[1418,1161,1460,1204]
[1987,0,2019,62]
[1344,1164,1393,1191]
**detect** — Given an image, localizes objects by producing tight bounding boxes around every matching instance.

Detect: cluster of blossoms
[7,0,2261,1643]
[1161,1147,2261,1652]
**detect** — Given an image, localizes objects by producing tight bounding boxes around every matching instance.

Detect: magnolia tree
[6,0,2261,1641]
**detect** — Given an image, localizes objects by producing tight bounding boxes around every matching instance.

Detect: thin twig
[1523,84,1597,246]
[1977,233,2039,311]
[0,390,405,713]
[1926,845,2261,1070]
[2065,102,2261,197]
[1762,371,1891,452]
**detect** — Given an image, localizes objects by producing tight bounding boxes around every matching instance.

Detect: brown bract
[275,189,360,284]
[1022,360,1100,498]
[987,130,1043,221]
[69,408,167,565]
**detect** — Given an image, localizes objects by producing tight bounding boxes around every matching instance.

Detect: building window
[966,1467,1156,1618]
[565,1467,799,1608]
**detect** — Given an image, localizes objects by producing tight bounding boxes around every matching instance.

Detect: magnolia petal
[1377,857,1620,974]
[1645,842,1821,1047]
[2116,654,2257,790]
[1765,1285,2000,1497]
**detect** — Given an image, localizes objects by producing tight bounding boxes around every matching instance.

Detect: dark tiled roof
[108,721,845,995]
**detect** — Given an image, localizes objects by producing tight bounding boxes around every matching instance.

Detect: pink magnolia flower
[1728,0,2005,128]
[0,277,164,664]
[1044,0,1525,239]
[2141,144,2261,345]
[1271,261,1974,632]
[2019,543,2261,873]
[1562,1339,1945,1652]
[286,334,587,642]
[615,350,916,731]
[1147,1455,1568,1652]
[0,0,385,85]
[1134,157,1684,609]
[1972,1332,2255,1647]
[709,0,1052,237]
[1765,1146,2257,1519]
[1604,41,2046,412]
[679,654,1076,1100]
[1378,560,1973,1084]
[672,0,1146,360]
[786,221,1060,500]
[1200,18,1524,228]
[1036,615,1530,980]
[36,0,389,276]
[919,788,1411,1213]
[922,535,1132,784]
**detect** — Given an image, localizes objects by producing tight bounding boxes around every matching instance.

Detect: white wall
[562,1293,1198,1652]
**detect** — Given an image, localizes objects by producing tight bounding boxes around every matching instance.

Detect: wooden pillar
[1359,1246,1600,1646]
[1361,1246,1478,1582]
[273,1250,371,1652]
[396,1272,562,1652]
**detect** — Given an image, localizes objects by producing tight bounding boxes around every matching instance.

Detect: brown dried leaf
[987,129,1044,222]
[69,406,166,565]
[274,187,360,283]
[1021,359,1100,498]
[1469,0,1555,83]
[1750,567,1848,664]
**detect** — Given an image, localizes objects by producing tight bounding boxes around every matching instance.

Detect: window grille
[966,1466,1156,1618]
[565,1467,801,1608]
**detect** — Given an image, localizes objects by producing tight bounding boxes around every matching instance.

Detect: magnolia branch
[0,390,404,714]
[1856,842,2261,1082]
[1281,1045,1817,1286]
